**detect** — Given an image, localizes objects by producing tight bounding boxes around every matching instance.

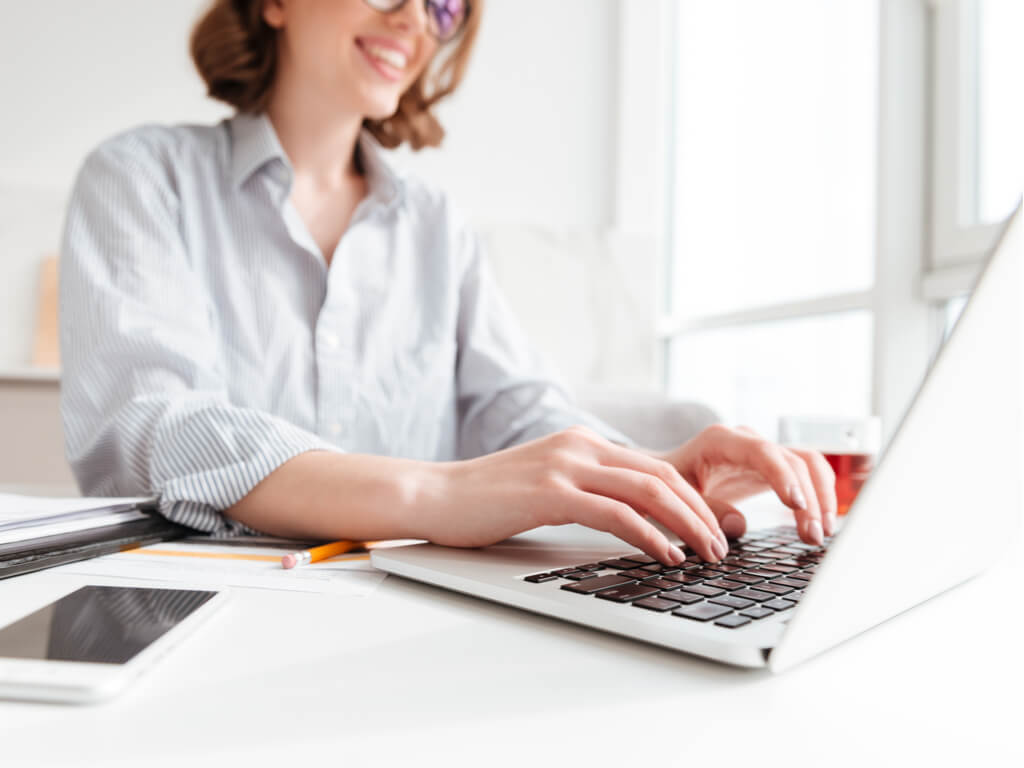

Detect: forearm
[225,450,450,541]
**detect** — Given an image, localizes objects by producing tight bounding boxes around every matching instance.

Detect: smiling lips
[357,38,409,80]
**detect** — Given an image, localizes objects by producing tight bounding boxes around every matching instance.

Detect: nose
[387,0,430,37]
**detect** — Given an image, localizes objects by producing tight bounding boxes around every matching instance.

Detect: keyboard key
[598,559,637,570]
[680,584,726,597]
[658,590,704,604]
[666,573,705,585]
[621,568,654,579]
[641,577,680,591]
[731,574,766,585]
[709,595,756,610]
[524,572,557,583]
[551,567,582,576]
[761,564,799,574]
[730,588,775,602]
[621,553,658,565]
[560,574,637,594]
[673,603,733,622]
[715,614,752,628]
[704,563,736,573]
[770,577,808,589]
[743,568,783,579]
[763,598,796,611]
[786,572,812,582]
[642,563,663,572]
[739,606,775,620]
[562,571,599,581]
[756,583,794,595]
[693,569,723,579]
[595,583,661,603]
[633,597,680,613]
[573,563,604,571]
[704,578,745,591]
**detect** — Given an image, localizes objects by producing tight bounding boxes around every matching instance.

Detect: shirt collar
[228,112,405,212]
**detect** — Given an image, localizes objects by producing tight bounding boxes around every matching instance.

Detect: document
[57,540,389,597]
[0,493,154,545]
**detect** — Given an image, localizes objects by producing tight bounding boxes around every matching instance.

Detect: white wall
[1,0,661,393]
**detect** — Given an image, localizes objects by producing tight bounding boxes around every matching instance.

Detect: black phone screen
[0,585,216,665]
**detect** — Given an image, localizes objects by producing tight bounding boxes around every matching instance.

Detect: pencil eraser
[281,554,297,569]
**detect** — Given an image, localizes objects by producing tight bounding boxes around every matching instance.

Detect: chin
[360,92,403,122]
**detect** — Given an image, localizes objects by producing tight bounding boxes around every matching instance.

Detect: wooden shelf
[0,366,61,384]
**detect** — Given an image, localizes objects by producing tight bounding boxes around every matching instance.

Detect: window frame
[928,0,1006,288]
[612,0,950,442]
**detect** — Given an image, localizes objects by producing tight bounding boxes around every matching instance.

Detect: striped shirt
[60,112,627,534]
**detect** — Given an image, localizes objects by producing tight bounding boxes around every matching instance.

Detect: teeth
[363,43,407,71]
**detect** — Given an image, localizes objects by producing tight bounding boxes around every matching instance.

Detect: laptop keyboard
[521,526,830,629]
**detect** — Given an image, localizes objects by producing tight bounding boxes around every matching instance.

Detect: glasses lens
[426,0,468,42]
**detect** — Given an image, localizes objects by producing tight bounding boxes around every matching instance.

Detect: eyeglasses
[362,0,471,44]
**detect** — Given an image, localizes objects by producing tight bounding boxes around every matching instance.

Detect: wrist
[401,459,458,541]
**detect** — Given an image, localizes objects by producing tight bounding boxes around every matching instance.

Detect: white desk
[1,503,1021,768]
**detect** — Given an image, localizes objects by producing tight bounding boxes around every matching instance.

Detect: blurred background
[0,0,1020,489]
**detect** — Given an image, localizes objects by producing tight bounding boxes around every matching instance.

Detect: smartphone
[0,584,225,704]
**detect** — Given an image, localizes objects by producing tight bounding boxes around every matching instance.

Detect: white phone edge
[0,587,229,705]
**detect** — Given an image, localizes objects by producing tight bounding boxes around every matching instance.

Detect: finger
[707,431,809,517]
[781,448,824,546]
[568,489,684,565]
[589,441,728,552]
[706,497,748,540]
[575,465,724,562]
[789,446,838,537]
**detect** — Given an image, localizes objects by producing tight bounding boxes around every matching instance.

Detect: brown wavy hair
[190,0,483,150]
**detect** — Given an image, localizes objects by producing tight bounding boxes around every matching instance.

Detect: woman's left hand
[651,424,837,546]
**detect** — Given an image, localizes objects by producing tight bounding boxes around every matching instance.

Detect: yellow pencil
[281,540,360,569]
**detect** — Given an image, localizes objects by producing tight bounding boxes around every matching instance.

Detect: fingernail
[711,538,727,561]
[823,513,835,537]
[721,513,745,539]
[790,485,807,511]
[668,544,685,564]
[807,519,824,547]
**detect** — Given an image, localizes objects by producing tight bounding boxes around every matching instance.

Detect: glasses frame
[362,0,472,44]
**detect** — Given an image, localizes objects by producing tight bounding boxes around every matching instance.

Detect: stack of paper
[0,494,154,546]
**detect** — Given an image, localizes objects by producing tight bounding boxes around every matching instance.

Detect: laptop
[373,203,1022,672]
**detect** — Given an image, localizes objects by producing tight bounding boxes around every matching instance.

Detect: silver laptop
[373,204,1021,672]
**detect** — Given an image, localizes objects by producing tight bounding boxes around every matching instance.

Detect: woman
[60,0,835,567]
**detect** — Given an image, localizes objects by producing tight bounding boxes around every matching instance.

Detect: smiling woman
[58,0,837,567]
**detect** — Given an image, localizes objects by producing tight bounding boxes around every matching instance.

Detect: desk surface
[1,502,1020,768]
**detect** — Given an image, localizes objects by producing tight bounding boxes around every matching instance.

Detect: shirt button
[321,332,339,349]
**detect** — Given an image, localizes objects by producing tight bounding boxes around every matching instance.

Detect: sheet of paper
[56,540,388,596]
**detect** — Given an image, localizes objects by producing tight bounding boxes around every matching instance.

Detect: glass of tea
[778,416,882,516]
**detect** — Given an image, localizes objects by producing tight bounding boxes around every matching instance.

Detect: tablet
[0,585,225,703]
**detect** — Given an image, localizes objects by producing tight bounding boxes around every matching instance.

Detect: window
[660,0,878,439]
[655,0,1020,442]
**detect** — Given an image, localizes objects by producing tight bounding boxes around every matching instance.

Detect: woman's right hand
[422,426,730,564]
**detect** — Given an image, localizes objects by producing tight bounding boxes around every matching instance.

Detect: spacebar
[560,574,637,594]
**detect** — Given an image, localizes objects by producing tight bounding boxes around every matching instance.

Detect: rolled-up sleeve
[454,223,633,458]
[60,141,336,534]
